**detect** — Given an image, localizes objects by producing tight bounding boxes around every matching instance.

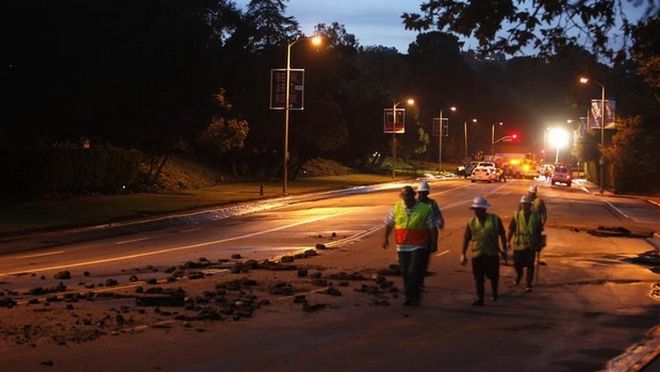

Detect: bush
[300,158,354,177]
[1,145,142,199]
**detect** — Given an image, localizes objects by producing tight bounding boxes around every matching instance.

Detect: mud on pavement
[0,244,402,356]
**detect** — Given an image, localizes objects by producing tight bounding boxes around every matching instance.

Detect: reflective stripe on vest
[393,201,431,246]
[468,214,499,257]
[513,210,540,250]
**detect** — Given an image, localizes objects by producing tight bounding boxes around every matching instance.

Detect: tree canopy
[403,0,658,62]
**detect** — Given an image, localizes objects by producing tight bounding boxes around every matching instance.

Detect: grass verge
[0,173,397,236]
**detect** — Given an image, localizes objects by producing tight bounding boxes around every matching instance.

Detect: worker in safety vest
[383,186,437,306]
[507,195,543,292]
[416,181,444,289]
[527,185,547,227]
[461,196,508,306]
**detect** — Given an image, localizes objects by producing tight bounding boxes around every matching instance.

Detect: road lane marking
[604,200,631,219]
[430,182,474,197]
[14,251,64,259]
[0,211,351,277]
[179,228,202,233]
[326,226,383,248]
[114,237,152,245]
[435,250,450,257]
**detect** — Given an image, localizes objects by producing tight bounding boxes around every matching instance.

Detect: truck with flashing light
[495,153,540,179]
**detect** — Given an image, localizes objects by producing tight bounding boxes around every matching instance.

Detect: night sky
[234,0,424,53]
[233,0,647,55]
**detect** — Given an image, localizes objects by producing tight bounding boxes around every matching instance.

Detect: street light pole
[392,101,398,180]
[464,120,468,163]
[599,83,605,194]
[464,118,477,163]
[436,106,456,173]
[390,98,415,180]
[491,122,502,155]
[283,41,293,194]
[282,36,321,194]
[438,109,443,173]
[579,76,606,194]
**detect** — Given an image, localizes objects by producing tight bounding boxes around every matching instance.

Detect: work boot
[525,286,532,293]
[471,299,484,306]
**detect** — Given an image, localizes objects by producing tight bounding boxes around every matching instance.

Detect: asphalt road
[0,178,658,371]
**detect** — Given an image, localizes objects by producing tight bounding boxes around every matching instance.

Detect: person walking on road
[528,185,547,227]
[383,186,437,306]
[461,197,508,306]
[507,195,543,292]
[416,181,445,288]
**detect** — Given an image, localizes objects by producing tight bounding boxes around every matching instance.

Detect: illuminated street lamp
[282,35,322,194]
[579,76,606,194]
[548,127,570,164]
[464,118,478,163]
[490,122,503,155]
[437,106,457,172]
[391,98,415,180]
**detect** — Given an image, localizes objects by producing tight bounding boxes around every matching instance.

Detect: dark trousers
[513,249,536,287]
[420,249,431,285]
[471,255,500,301]
[398,249,427,303]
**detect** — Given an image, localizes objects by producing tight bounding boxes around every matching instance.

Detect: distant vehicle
[507,157,540,179]
[457,161,479,178]
[476,161,496,172]
[551,164,572,187]
[471,163,498,183]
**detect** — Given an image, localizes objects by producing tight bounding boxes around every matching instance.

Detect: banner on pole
[589,99,616,129]
[383,108,405,134]
[578,117,588,137]
[270,68,305,110]
[432,118,449,137]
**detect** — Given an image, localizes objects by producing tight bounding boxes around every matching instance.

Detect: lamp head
[579,77,589,84]
[310,35,322,46]
[406,98,415,106]
[449,106,457,112]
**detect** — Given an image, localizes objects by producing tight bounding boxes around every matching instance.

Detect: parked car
[471,164,498,183]
[457,161,479,178]
[476,161,496,173]
[551,164,572,187]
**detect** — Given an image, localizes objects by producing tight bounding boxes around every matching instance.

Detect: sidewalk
[573,178,660,207]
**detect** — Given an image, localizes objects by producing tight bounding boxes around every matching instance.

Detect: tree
[198,89,249,154]
[632,16,660,91]
[403,0,658,62]
[603,116,659,193]
[245,0,301,51]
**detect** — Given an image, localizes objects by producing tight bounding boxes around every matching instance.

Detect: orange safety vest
[393,201,432,246]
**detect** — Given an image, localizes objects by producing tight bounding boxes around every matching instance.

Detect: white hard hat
[417,181,430,192]
[469,196,491,209]
[528,185,538,193]
[520,195,532,204]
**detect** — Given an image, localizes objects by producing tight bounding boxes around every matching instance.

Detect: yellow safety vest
[468,214,500,257]
[393,201,432,246]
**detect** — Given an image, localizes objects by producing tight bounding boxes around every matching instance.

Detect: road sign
[270,68,305,110]
[383,108,405,134]
[432,118,449,137]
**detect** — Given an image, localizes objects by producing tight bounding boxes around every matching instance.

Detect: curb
[607,325,660,371]
[646,199,660,208]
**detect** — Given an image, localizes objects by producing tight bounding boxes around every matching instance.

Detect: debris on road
[587,226,653,238]
[136,288,186,307]
[269,281,294,295]
[53,271,71,280]
[302,300,326,313]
